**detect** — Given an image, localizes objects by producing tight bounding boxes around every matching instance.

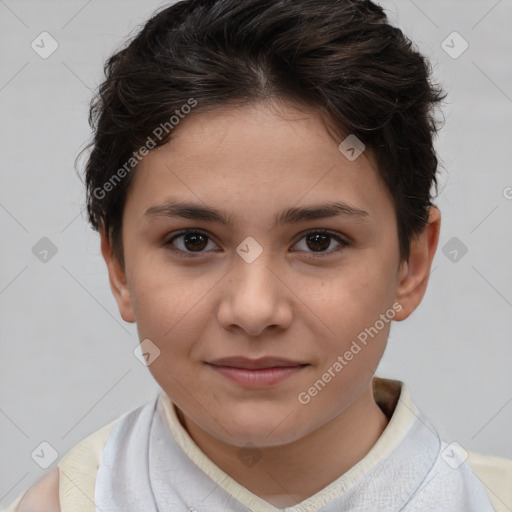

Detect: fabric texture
[91,377,497,511]
[4,377,511,511]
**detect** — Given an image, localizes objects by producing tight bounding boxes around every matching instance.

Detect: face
[102,100,437,448]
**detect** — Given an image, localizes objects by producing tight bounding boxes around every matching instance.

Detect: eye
[164,229,349,258]
[292,230,349,257]
[165,229,219,257]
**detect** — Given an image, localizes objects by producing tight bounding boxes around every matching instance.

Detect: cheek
[311,265,394,336]
[129,256,212,338]
[304,267,396,395]
[296,322,390,426]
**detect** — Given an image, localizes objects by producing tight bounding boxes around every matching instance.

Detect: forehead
[123,101,395,227]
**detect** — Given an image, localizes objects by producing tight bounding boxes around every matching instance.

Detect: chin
[205,406,310,448]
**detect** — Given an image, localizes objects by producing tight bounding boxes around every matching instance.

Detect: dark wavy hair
[79,0,446,270]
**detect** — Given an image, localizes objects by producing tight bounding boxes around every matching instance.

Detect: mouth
[206,357,309,388]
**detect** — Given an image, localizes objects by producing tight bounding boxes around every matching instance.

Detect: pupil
[184,233,207,251]
[182,232,331,253]
[307,233,330,252]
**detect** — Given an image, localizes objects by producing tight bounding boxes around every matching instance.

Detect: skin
[93,99,441,507]
[16,466,60,511]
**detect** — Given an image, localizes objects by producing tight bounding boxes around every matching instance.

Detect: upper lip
[207,357,307,369]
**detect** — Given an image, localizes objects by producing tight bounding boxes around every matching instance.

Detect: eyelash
[164,228,349,258]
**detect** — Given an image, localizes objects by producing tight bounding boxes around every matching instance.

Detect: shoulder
[7,419,118,512]
[7,396,161,512]
[467,450,512,512]
[57,418,119,511]
[15,467,60,512]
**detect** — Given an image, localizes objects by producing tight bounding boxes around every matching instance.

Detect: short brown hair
[80,0,446,269]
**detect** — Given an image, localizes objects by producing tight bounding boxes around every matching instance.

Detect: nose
[217,253,293,337]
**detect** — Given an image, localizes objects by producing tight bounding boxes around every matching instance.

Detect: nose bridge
[218,242,291,335]
[232,243,279,300]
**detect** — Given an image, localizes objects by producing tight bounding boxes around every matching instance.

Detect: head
[81,0,445,447]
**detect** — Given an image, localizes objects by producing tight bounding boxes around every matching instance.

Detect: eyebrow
[144,199,373,229]
[144,199,371,227]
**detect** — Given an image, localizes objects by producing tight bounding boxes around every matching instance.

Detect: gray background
[1,0,511,507]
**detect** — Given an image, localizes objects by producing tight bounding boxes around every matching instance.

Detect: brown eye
[165,228,349,259]
[166,229,217,255]
[182,232,208,251]
[293,230,349,256]
[305,232,331,252]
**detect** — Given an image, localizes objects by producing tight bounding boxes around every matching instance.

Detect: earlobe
[99,227,136,324]
[393,206,441,322]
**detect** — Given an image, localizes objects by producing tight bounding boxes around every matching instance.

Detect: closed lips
[206,357,308,369]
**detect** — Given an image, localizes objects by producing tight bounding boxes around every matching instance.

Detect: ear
[99,227,136,323]
[393,206,441,321]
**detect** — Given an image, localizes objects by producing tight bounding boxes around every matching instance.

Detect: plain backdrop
[1,0,511,507]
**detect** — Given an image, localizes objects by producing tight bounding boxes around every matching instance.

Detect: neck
[177,383,390,507]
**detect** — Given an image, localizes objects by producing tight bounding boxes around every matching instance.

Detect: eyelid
[164,228,219,257]
[164,228,349,257]
[292,228,350,256]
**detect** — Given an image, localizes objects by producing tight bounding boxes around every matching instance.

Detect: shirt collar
[159,377,427,510]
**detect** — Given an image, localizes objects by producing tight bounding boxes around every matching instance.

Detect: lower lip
[207,364,306,388]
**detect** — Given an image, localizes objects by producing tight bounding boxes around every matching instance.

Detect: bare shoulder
[16,466,60,512]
